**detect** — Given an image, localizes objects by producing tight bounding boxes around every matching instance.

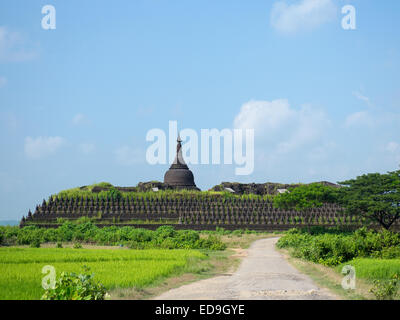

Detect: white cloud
[234,99,294,132]
[72,113,88,126]
[234,99,329,154]
[0,26,38,62]
[0,76,7,88]
[353,91,373,107]
[270,0,336,34]
[345,111,374,127]
[233,99,333,181]
[24,136,65,159]
[114,146,144,166]
[79,143,95,155]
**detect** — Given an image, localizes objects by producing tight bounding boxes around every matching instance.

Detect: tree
[107,188,122,201]
[338,170,400,230]
[273,183,339,226]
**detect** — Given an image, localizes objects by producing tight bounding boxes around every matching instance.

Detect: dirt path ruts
[154,238,338,300]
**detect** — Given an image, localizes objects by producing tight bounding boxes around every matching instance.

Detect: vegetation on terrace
[53,182,275,202]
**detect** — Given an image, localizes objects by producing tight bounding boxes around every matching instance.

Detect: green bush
[1,222,225,251]
[41,268,107,300]
[155,226,177,239]
[214,227,231,235]
[17,226,45,246]
[199,235,227,250]
[232,229,244,237]
[73,242,83,249]
[43,228,58,242]
[106,188,122,201]
[129,228,153,243]
[58,222,75,242]
[128,241,147,249]
[30,238,41,248]
[176,230,200,243]
[2,226,18,244]
[371,247,400,259]
[277,227,400,266]
[370,274,399,300]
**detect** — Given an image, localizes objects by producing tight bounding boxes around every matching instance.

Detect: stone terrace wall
[20,195,396,230]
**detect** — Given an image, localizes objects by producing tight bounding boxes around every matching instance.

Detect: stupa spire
[174,133,186,166]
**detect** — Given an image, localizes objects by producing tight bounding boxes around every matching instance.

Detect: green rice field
[339,258,400,281]
[0,247,206,300]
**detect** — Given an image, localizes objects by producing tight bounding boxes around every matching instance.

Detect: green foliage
[1,222,225,251]
[338,170,400,230]
[30,238,41,248]
[53,183,273,202]
[91,182,113,189]
[232,229,244,237]
[56,242,63,248]
[369,274,399,300]
[0,226,18,245]
[200,235,226,250]
[214,227,232,235]
[58,221,75,242]
[371,247,400,259]
[273,183,339,212]
[127,228,225,250]
[106,188,122,201]
[73,242,83,249]
[41,267,107,300]
[155,225,177,239]
[277,227,400,266]
[17,226,45,246]
[74,216,92,225]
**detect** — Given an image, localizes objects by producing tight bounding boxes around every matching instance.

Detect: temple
[164,135,200,190]
[19,135,353,231]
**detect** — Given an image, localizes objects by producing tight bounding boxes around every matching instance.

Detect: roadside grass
[110,249,233,299]
[339,258,400,281]
[278,248,375,300]
[276,227,400,300]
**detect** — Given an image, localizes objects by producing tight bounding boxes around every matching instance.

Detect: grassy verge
[278,248,374,300]
[275,227,400,300]
[340,258,400,280]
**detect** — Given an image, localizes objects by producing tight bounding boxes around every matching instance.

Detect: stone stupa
[164,135,200,191]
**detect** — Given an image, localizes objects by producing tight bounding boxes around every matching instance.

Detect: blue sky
[0,0,400,220]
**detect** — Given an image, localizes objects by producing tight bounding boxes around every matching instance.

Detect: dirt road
[154,238,338,300]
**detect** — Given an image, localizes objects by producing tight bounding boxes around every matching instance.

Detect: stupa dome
[164,135,199,190]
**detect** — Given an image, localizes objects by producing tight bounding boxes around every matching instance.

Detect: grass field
[340,258,400,281]
[0,247,206,300]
